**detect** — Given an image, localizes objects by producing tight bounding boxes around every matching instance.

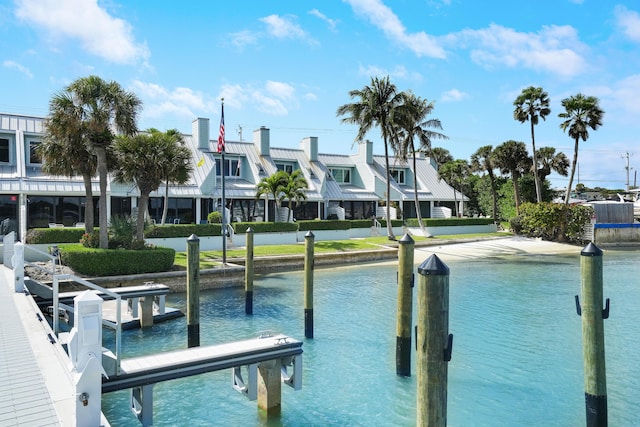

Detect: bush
[297,220,352,231]
[25,227,87,244]
[145,223,221,238]
[515,202,593,243]
[232,221,298,234]
[207,211,222,223]
[59,244,175,276]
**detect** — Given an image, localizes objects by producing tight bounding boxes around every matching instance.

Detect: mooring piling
[187,234,200,348]
[577,242,609,426]
[396,233,414,377]
[245,227,254,315]
[304,231,314,339]
[416,254,452,427]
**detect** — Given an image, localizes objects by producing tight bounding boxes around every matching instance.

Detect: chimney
[254,126,270,156]
[358,139,373,165]
[192,118,210,150]
[300,136,318,162]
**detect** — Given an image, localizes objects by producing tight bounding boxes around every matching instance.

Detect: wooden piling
[245,227,254,315]
[257,360,282,415]
[304,231,314,339]
[396,233,414,377]
[416,254,452,427]
[187,234,200,348]
[580,242,608,426]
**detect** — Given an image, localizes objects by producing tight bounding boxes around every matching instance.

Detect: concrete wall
[594,223,640,247]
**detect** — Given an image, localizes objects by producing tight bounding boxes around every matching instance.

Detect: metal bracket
[575,295,581,316]
[131,384,154,427]
[444,334,454,362]
[281,354,303,390]
[602,298,610,319]
[232,364,257,400]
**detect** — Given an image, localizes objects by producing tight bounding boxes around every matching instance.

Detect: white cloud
[309,9,338,31]
[451,23,587,77]
[344,0,446,58]
[266,81,295,100]
[230,30,259,49]
[260,14,307,39]
[130,81,215,120]
[304,92,318,101]
[3,60,33,78]
[614,5,640,42]
[14,0,149,64]
[440,89,468,102]
[358,64,422,81]
[607,74,640,116]
[219,81,300,116]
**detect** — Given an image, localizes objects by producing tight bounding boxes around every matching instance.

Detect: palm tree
[113,131,166,241]
[493,140,531,215]
[437,159,469,217]
[395,92,448,235]
[535,146,569,186]
[154,129,193,225]
[559,93,604,205]
[428,147,453,169]
[514,86,551,203]
[280,170,309,222]
[40,92,97,233]
[255,170,289,222]
[470,145,498,222]
[64,75,142,248]
[336,75,404,240]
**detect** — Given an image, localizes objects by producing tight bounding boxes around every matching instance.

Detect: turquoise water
[101,248,640,426]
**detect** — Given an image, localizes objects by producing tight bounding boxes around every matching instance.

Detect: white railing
[3,231,15,268]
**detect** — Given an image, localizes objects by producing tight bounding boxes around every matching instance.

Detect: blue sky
[2,0,639,190]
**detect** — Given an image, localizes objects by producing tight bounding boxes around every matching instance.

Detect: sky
[1,0,639,190]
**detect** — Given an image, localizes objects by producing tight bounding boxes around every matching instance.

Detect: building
[0,113,466,241]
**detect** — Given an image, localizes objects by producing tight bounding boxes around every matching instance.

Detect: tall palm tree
[336,75,404,240]
[428,147,453,169]
[255,170,289,222]
[535,146,569,187]
[470,145,498,222]
[281,170,309,222]
[40,92,97,233]
[514,86,551,203]
[154,129,193,225]
[437,159,469,217]
[559,93,604,205]
[395,92,448,234]
[493,140,531,215]
[113,132,167,241]
[64,75,142,248]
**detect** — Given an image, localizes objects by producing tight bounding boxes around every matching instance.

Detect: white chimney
[300,136,318,162]
[253,126,270,156]
[192,118,210,150]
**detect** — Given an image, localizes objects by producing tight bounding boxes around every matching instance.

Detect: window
[276,162,295,174]
[28,140,42,164]
[215,157,241,177]
[390,169,405,184]
[0,138,9,163]
[329,167,351,184]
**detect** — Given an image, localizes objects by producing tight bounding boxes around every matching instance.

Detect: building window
[275,162,295,174]
[390,169,405,184]
[0,138,9,163]
[28,140,42,165]
[329,167,351,184]
[215,157,241,177]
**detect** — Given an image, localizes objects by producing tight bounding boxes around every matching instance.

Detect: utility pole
[237,125,243,142]
[622,152,633,192]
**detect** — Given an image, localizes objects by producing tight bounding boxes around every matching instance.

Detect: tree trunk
[531,121,542,203]
[488,170,498,223]
[161,181,169,225]
[95,146,109,249]
[411,143,431,237]
[513,173,521,215]
[136,193,149,241]
[383,136,395,240]
[564,138,580,206]
[82,172,94,234]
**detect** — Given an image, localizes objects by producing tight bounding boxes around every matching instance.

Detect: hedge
[59,244,175,276]
[232,221,298,234]
[25,227,86,244]
[404,217,495,227]
[145,223,221,238]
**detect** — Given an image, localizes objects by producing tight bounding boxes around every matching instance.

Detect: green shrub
[145,223,221,238]
[349,219,375,229]
[25,227,86,244]
[379,219,404,228]
[80,231,100,248]
[207,211,222,223]
[516,202,593,243]
[297,220,351,231]
[232,221,298,234]
[59,244,175,276]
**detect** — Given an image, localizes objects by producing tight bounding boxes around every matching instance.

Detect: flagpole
[218,98,227,265]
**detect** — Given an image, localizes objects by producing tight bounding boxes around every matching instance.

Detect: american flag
[217,103,225,153]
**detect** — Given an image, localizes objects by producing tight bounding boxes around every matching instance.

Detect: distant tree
[255,170,289,222]
[536,146,569,185]
[60,76,142,248]
[470,145,498,222]
[514,86,551,203]
[428,147,453,169]
[493,140,531,215]
[280,170,309,222]
[337,75,403,240]
[438,159,470,217]
[559,93,604,205]
[154,129,193,225]
[395,91,448,234]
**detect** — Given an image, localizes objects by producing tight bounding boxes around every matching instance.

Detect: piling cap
[399,233,414,245]
[246,227,253,233]
[418,254,449,276]
[305,230,315,238]
[581,242,602,257]
[187,234,200,242]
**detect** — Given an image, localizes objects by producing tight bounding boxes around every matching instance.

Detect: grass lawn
[173,232,510,269]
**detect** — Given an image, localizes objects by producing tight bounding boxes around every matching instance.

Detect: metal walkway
[0,266,74,426]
